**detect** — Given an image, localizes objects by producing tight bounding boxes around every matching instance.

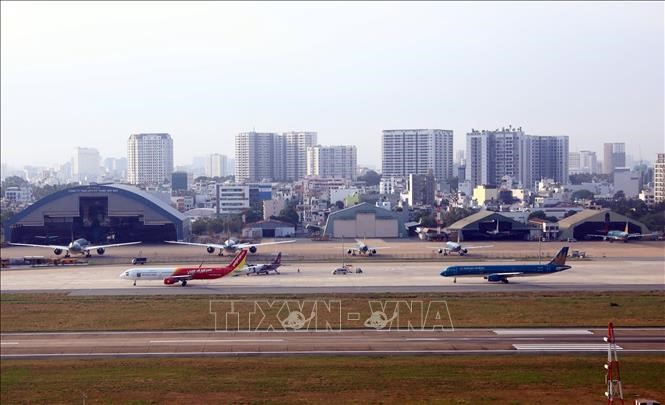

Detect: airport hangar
[556,208,650,241]
[322,202,408,238]
[4,184,190,244]
[446,210,531,241]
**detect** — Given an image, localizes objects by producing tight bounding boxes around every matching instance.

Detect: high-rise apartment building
[283,132,317,181]
[381,129,453,180]
[655,153,665,203]
[306,145,357,180]
[127,133,174,185]
[235,131,317,183]
[603,143,626,174]
[71,147,100,182]
[466,127,568,189]
[205,153,228,178]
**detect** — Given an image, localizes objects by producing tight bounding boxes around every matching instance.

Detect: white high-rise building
[466,127,568,189]
[71,147,100,182]
[654,153,665,203]
[381,129,453,180]
[283,131,317,181]
[306,145,357,180]
[570,150,597,174]
[205,153,228,178]
[127,133,174,185]
[235,131,317,183]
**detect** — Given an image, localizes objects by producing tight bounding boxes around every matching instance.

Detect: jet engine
[249,246,257,253]
[53,248,63,255]
[163,277,178,285]
[462,249,468,254]
[96,248,105,255]
[485,274,507,283]
[207,246,215,254]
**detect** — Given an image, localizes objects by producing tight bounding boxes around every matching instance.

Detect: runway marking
[513,344,621,351]
[4,348,661,359]
[149,339,284,344]
[494,329,592,335]
[0,342,18,345]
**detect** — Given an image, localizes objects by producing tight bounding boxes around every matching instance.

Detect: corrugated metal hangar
[5,184,189,244]
[323,203,407,238]
[557,209,649,241]
[447,211,531,241]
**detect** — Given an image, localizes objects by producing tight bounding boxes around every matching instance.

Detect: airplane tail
[272,252,282,265]
[603,215,610,235]
[624,222,629,233]
[548,247,569,266]
[229,249,248,270]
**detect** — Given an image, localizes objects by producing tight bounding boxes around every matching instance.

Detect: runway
[2,328,663,359]
[1,259,663,295]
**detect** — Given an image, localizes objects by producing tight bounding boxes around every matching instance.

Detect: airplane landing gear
[501,278,509,284]
[453,278,457,284]
[133,280,136,286]
[181,280,187,287]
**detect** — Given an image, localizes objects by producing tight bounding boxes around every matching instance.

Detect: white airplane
[436,241,494,256]
[346,239,391,256]
[165,238,295,256]
[240,252,283,276]
[9,238,142,258]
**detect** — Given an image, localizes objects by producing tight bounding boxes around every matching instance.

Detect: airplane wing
[164,241,227,249]
[464,245,494,249]
[234,240,296,248]
[8,243,69,250]
[490,272,524,278]
[585,234,607,239]
[371,246,393,249]
[84,241,142,250]
[166,274,193,281]
[627,233,658,239]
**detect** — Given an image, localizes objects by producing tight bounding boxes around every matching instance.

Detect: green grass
[2,356,664,404]
[2,291,664,332]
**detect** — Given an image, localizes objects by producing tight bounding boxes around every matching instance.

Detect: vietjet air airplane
[120,250,248,286]
[440,247,571,284]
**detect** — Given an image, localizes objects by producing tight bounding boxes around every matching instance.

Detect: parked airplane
[346,239,391,256]
[483,219,512,237]
[241,252,283,275]
[9,238,142,257]
[436,241,494,256]
[440,247,571,283]
[164,238,295,255]
[586,222,657,243]
[120,249,248,286]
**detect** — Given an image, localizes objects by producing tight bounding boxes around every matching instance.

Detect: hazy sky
[2,1,663,168]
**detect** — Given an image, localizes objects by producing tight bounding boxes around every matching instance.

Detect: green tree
[358,170,381,186]
[528,211,547,220]
[571,189,594,201]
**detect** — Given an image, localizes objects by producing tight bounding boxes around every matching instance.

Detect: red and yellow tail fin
[229,249,248,270]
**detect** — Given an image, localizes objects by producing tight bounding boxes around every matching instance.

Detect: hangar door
[333,214,398,238]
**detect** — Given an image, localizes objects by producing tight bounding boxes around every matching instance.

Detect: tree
[334,200,345,209]
[278,204,300,225]
[613,190,626,201]
[572,189,594,201]
[528,211,547,220]
[358,170,381,186]
[242,209,263,224]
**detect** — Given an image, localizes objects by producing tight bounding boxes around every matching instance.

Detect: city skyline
[1,2,663,168]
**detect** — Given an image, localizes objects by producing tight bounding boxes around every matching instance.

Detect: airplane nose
[440,268,448,277]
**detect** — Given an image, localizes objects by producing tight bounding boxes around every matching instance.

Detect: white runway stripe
[494,329,592,335]
[0,342,19,345]
[513,344,621,350]
[149,339,284,343]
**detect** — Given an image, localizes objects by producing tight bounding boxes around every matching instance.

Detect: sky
[1,1,663,169]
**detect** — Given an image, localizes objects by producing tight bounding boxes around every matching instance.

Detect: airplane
[9,238,142,258]
[586,222,658,243]
[120,249,248,286]
[164,238,295,256]
[436,241,494,256]
[440,246,571,284]
[483,219,512,237]
[240,252,283,275]
[346,238,391,256]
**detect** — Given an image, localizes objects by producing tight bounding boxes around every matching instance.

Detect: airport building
[4,184,190,244]
[557,209,650,241]
[242,219,296,239]
[322,202,408,238]
[446,210,531,241]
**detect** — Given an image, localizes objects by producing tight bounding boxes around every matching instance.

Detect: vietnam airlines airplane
[120,249,248,286]
[10,238,141,258]
[586,222,657,243]
[440,247,571,284]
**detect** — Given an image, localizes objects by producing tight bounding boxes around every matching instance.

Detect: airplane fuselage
[441,263,571,282]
